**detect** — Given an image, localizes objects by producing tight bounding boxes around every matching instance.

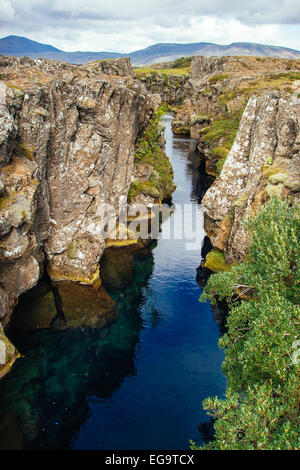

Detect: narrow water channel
[0,114,226,450]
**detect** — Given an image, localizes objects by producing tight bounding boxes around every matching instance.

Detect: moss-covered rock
[204,249,232,273]
[0,328,20,379]
[266,183,284,197]
[131,105,176,204]
[268,172,289,184]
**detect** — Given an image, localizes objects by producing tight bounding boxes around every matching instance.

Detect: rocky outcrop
[0,55,169,376]
[172,55,300,176]
[137,72,189,106]
[202,91,300,264]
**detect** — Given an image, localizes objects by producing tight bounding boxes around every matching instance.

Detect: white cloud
[0,0,15,21]
[0,0,300,52]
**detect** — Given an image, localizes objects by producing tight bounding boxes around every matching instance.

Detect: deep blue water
[0,114,226,450]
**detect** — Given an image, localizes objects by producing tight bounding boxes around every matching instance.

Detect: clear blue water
[0,114,226,450]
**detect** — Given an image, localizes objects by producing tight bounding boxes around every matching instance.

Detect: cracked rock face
[0,55,152,338]
[202,91,300,263]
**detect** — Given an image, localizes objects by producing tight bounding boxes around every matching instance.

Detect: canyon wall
[202,90,300,265]
[137,72,189,106]
[172,55,300,175]
[166,55,300,266]
[0,56,170,375]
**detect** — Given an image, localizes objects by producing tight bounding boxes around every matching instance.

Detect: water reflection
[0,114,226,450]
[0,248,155,449]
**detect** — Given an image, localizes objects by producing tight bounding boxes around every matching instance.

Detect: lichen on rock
[0,54,168,375]
[202,90,300,264]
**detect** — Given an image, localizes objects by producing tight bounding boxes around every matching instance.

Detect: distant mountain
[0,35,61,55]
[1,35,300,66]
[134,42,300,64]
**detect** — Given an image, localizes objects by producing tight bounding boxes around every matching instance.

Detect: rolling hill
[1,35,300,66]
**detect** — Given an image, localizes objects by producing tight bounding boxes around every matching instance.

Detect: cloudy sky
[1,0,300,52]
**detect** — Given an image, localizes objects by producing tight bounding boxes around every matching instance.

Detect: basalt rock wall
[201,91,300,264]
[0,56,156,368]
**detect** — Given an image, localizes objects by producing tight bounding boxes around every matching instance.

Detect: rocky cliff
[134,58,192,107]
[172,55,300,176]
[167,55,300,268]
[136,72,189,106]
[201,90,300,265]
[0,56,173,376]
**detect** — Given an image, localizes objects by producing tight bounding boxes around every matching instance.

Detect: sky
[1,0,300,53]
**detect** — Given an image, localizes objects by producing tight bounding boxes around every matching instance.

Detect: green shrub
[201,109,244,152]
[209,74,229,83]
[194,197,300,450]
[268,72,300,81]
[129,105,176,202]
[172,57,192,69]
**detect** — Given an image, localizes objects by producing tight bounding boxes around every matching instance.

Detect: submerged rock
[101,249,135,290]
[8,280,57,332]
[52,278,117,329]
[0,412,24,450]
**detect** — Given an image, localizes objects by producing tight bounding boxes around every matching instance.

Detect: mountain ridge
[1,35,300,65]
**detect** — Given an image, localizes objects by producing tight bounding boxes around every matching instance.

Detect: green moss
[233,193,248,208]
[190,114,211,126]
[67,241,78,259]
[7,84,23,91]
[199,89,213,97]
[134,66,190,79]
[215,157,227,176]
[172,57,192,69]
[0,193,11,210]
[171,120,191,135]
[131,105,176,202]
[209,74,229,83]
[266,183,284,197]
[213,146,229,158]
[0,328,20,379]
[264,156,273,167]
[201,109,244,171]
[15,143,34,160]
[128,180,160,202]
[262,167,281,178]
[268,172,288,184]
[268,72,300,80]
[204,249,232,272]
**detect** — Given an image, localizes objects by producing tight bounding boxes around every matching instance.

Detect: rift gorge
[0,54,299,450]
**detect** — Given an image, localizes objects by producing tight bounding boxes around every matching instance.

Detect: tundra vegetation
[197,68,300,176]
[134,57,191,79]
[193,197,300,450]
[128,105,176,202]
